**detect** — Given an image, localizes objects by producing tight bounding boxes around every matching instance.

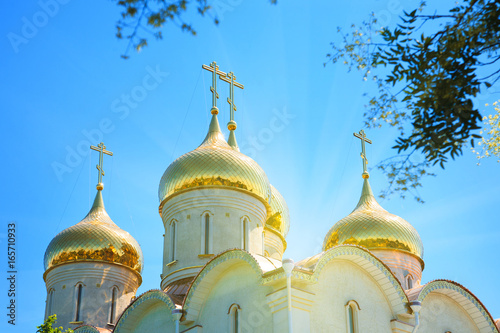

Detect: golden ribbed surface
[158,114,271,209]
[266,185,290,237]
[44,191,143,274]
[323,179,424,260]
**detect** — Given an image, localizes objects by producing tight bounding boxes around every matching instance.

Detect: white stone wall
[309,260,395,332]
[191,263,273,332]
[419,293,480,333]
[160,188,267,289]
[44,262,140,330]
[124,304,176,333]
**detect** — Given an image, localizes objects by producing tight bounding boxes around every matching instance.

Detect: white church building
[43,63,500,333]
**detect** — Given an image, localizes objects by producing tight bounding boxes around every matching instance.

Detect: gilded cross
[353,130,372,176]
[90,142,113,187]
[219,71,244,122]
[202,61,226,113]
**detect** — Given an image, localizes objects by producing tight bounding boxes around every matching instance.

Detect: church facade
[43,63,500,333]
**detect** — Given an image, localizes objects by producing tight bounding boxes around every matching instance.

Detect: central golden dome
[44,190,143,277]
[323,178,424,261]
[159,113,271,213]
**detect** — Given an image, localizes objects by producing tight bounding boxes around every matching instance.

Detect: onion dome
[323,178,424,262]
[159,111,271,214]
[266,185,291,237]
[44,190,143,276]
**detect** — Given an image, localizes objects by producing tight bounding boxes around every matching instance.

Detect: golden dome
[323,178,424,261]
[44,190,143,276]
[266,185,290,237]
[159,113,271,214]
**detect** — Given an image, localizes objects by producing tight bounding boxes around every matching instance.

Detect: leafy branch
[36,315,74,333]
[326,0,500,201]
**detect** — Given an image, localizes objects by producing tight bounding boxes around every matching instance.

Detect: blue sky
[1,0,499,331]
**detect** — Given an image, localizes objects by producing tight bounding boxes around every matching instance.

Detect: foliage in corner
[472,100,500,163]
[36,315,74,333]
[325,0,500,202]
[114,0,277,59]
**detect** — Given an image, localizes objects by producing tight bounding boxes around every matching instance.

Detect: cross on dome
[202,61,226,115]
[90,142,113,190]
[219,71,244,131]
[353,130,372,179]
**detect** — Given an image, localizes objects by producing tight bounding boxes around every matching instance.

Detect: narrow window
[171,221,176,262]
[406,274,413,289]
[46,289,55,318]
[228,304,240,333]
[345,300,359,333]
[109,287,118,324]
[243,218,248,251]
[205,213,210,254]
[234,307,239,333]
[75,284,83,322]
[348,305,355,333]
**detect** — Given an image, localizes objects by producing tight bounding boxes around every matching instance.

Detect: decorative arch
[311,245,409,315]
[346,299,361,310]
[417,280,499,333]
[74,325,101,333]
[114,290,176,333]
[182,249,265,322]
[227,303,242,314]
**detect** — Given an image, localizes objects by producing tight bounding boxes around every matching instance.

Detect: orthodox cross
[202,61,226,113]
[353,130,372,177]
[90,142,113,187]
[219,71,244,123]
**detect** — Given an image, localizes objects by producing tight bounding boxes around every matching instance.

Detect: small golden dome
[266,185,290,237]
[158,113,271,214]
[44,190,143,275]
[323,179,424,261]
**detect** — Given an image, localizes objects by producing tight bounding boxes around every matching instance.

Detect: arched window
[345,300,360,333]
[45,288,55,318]
[74,283,84,322]
[228,304,241,333]
[406,274,414,289]
[204,213,210,254]
[241,217,249,251]
[171,220,177,262]
[109,286,118,324]
[201,212,212,255]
